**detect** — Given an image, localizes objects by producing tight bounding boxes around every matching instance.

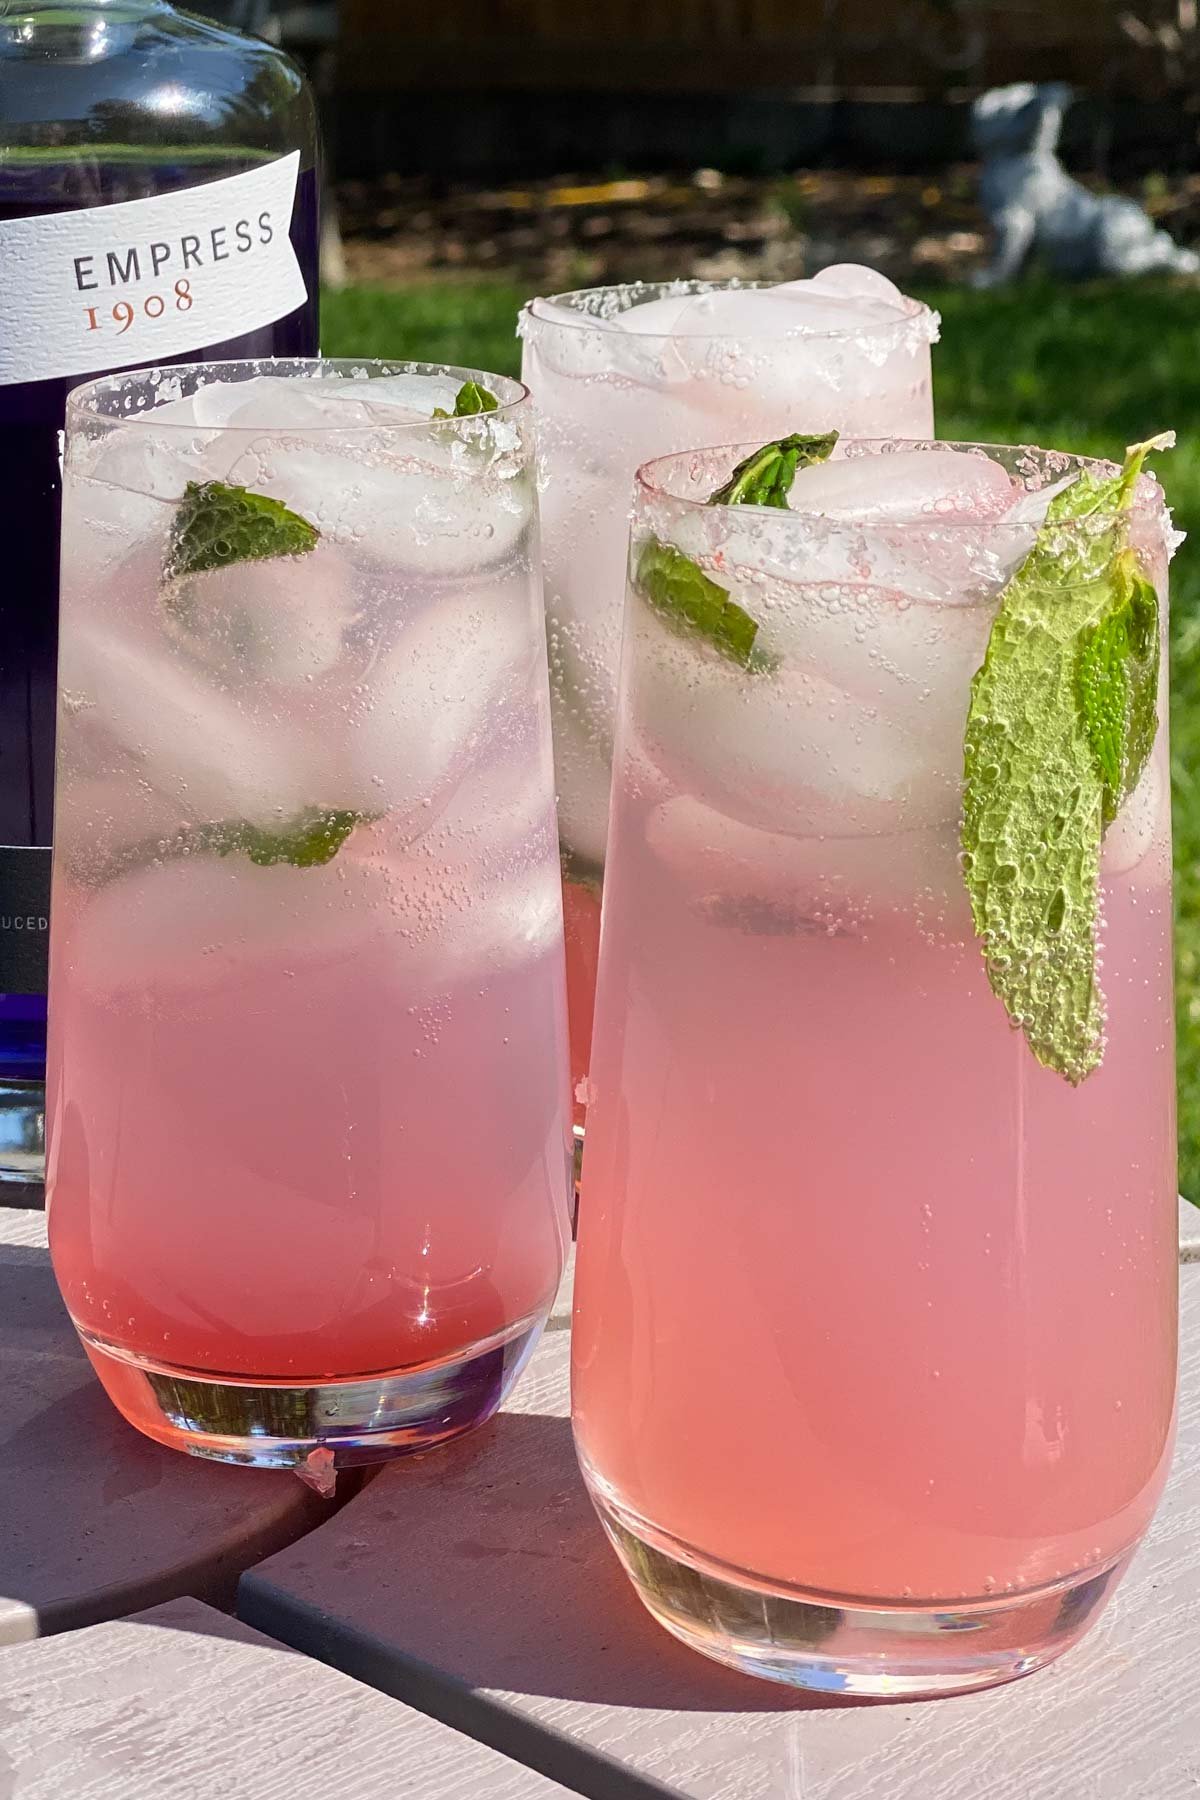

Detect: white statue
[971,82,1199,286]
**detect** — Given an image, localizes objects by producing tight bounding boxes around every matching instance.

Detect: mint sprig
[89,807,370,888]
[432,380,500,420]
[165,481,319,582]
[634,536,774,671]
[707,431,839,508]
[200,807,365,869]
[632,428,840,663]
[961,434,1171,1083]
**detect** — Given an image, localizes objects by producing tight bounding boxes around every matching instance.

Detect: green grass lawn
[324,277,1200,1199]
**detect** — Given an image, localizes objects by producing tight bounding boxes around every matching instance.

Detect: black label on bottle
[0,847,51,994]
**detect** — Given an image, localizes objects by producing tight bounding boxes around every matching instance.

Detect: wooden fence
[338,1,1162,99]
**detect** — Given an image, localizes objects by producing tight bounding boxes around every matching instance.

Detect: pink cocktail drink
[573,438,1178,1693]
[519,270,939,1120]
[49,361,572,1478]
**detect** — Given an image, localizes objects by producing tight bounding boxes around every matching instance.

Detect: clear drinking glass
[573,437,1178,1694]
[518,272,939,1130]
[48,360,572,1487]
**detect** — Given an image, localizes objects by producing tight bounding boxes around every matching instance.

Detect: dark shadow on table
[0,1241,335,1638]
[0,1242,73,1343]
[0,1181,45,1211]
[241,1405,891,1799]
[241,1407,883,1717]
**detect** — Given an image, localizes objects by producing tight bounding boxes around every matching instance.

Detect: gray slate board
[0,1211,331,1645]
[0,1597,569,1798]
[241,1260,1200,1800]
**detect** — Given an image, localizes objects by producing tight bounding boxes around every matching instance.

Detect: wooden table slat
[0,1598,570,1798]
[241,1256,1200,1800]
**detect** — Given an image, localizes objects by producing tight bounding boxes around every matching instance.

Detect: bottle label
[0,847,51,994]
[0,153,306,389]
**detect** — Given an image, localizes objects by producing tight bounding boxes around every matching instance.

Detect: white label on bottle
[0,153,306,388]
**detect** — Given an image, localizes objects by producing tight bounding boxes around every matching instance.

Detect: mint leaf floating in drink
[201,807,367,869]
[707,431,839,508]
[431,380,500,420]
[640,434,839,667]
[454,379,500,415]
[635,536,775,671]
[155,489,367,872]
[92,807,372,886]
[164,480,319,581]
[961,434,1172,1083]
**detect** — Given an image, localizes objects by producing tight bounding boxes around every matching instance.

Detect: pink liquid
[48,851,570,1383]
[574,782,1178,1603]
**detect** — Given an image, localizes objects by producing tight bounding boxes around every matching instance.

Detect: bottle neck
[0,0,173,26]
[0,1,174,56]
[0,1,172,10]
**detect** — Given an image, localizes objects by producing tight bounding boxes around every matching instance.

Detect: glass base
[78,1308,550,1493]
[0,1079,45,1192]
[586,1475,1132,1697]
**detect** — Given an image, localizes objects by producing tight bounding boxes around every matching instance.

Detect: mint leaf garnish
[1076,548,1160,827]
[961,434,1171,1083]
[636,433,838,667]
[199,807,365,869]
[88,807,370,888]
[432,380,500,420]
[634,536,774,671]
[454,379,499,415]
[165,481,319,581]
[707,431,839,508]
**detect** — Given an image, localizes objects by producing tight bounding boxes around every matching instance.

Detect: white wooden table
[2,1201,1196,1797]
[0,1599,569,1798]
[239,1225,1200,1800]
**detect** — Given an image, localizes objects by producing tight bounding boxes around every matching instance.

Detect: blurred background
[213,0,1200,1193]
[293,0,1200,287]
